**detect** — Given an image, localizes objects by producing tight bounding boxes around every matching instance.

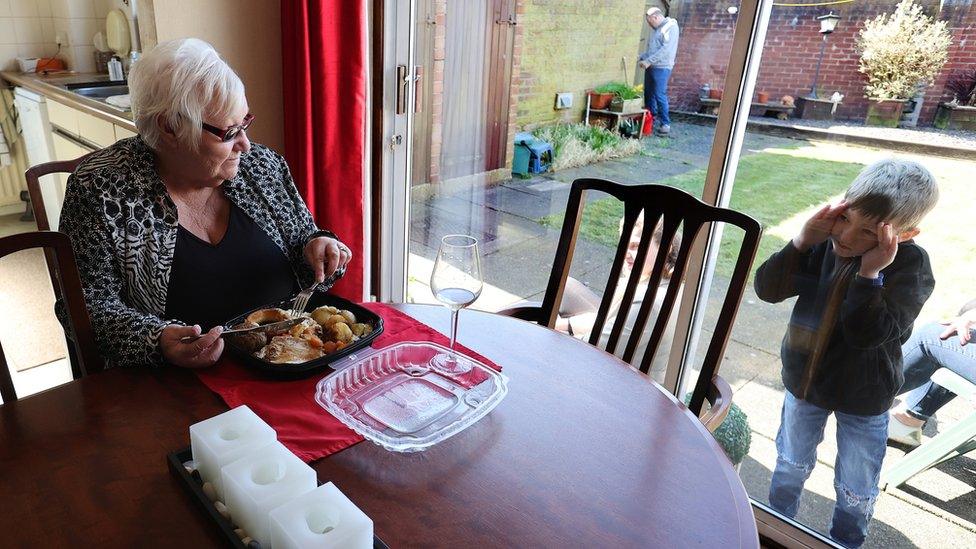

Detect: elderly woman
[58,38,351,369]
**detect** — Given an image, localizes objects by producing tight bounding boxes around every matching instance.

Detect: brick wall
[668,0,975,125]
[512,0,648,129]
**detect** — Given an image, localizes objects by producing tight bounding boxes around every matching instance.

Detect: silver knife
[179,317,307,344]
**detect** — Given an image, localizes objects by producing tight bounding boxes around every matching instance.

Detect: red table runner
[194,303,500,463]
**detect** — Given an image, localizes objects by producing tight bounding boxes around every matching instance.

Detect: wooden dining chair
[0,231,104,404]
[500,179,762,431]
[25,153,94,231]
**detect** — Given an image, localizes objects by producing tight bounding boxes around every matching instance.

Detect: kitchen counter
[1,71,136,132]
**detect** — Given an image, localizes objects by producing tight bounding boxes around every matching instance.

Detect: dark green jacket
[755,240,934,416]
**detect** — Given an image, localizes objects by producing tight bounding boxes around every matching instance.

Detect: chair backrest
[0,231,103,403]
[25,153,94,231]
[537,179,762,419]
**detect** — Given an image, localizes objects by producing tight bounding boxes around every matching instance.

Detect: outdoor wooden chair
[882,368,976,491]
[0,231,103,404]
[25,153,94,231]
[499,179,762,431]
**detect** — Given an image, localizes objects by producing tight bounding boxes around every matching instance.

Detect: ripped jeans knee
[777,453,815,474]
[829,482,878,547]
[835,481,877,514]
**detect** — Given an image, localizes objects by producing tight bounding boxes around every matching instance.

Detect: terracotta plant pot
[588,92,615,110]
[708,88,723,100]
[756,91,769,104]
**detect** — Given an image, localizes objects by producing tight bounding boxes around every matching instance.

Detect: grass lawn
[538,149,865,277]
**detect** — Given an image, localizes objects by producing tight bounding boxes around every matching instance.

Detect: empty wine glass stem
[449,308,460,351]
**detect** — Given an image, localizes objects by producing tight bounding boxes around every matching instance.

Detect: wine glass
[429,234,483,373]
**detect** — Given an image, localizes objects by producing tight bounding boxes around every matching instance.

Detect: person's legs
[903,382,956,421]
[830,410,888,548]
[769,392,830,518]
[650,67,672,128]
[643,68,657,114]
[901,322,976,391]
[893,322,976,428]
[559,277,602,318]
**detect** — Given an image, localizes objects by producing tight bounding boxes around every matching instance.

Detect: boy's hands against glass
[858,222,898,279]
[793,201,848,252]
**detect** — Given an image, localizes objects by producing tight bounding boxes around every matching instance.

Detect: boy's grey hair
[843,158,939,230]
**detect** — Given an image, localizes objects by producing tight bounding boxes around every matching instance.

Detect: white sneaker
[887,415,922,447]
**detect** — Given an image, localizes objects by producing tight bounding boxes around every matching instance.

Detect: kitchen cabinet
[77,111,116,148]
[115,125,137,140]
[46,98,80,136]
[52,132,93,163]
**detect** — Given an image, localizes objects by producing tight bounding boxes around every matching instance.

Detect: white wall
[0,0,59,72]
[0,0,137,73]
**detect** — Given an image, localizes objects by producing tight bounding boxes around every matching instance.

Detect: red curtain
[281,0,367,301]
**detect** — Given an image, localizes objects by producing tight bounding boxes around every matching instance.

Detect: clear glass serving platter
[315,341,508,452]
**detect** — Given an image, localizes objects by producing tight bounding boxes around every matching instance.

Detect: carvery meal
[228,306,374,364]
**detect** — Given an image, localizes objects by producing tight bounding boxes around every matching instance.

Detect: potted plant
[708,88,723,100]
[857,0,951,127]
[756,91,770,104]
[588,84,617,110]
[685,394,752,470]
[602,82,644,114]
[935,69,976,130]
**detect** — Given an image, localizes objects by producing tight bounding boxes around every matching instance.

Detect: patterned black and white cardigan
[58,137,334,368]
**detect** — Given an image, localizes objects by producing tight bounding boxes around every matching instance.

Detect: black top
[754,239,935,416]
[165,201,299,330]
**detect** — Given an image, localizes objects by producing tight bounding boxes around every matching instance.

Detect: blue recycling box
[513,132,553,176]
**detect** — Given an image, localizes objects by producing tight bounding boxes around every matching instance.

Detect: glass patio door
[375,1,974,542]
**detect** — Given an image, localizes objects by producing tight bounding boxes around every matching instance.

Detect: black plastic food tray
[167,447,389,548]
[222,293,384,377]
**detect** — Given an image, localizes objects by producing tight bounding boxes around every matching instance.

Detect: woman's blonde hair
[129,38,246,151]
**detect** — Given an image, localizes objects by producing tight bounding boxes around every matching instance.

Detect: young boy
[754,158,938,548]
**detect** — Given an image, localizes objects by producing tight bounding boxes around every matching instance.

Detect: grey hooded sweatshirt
[639,18,680,69]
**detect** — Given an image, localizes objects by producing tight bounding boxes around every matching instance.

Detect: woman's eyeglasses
[202,113,255,142]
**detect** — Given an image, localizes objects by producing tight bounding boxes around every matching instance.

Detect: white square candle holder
[269,482,374,549]
[221,441,317,547]
[189,405,276,500]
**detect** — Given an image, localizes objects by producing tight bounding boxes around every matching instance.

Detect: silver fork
[290,265,347,315]
[290,281,319,317]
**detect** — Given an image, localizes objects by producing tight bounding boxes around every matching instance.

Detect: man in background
[638,7,679,136]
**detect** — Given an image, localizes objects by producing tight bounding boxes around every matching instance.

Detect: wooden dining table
[0,304,758,548]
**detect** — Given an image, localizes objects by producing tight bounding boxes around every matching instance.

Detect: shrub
[532,123,641,171]
[857,0,952,101]
[683,393,752,466]
[945,69,976,107]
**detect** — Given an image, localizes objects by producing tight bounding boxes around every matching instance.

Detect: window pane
[695,1,976,546]
[406,0,739,383]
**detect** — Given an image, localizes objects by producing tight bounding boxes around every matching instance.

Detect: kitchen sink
[66,84,129,100]
[60,81,130,110]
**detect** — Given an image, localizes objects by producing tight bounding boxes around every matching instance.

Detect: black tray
[167,447,389,548]
[223,293,384,377]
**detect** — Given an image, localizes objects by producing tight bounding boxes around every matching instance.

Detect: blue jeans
[769,392,888,548]
[900,321,976,419]
[643,67,671,126]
